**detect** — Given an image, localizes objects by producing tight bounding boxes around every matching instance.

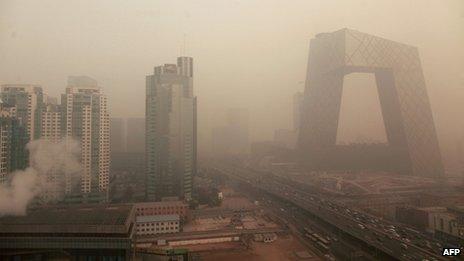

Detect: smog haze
[1,0,463,168]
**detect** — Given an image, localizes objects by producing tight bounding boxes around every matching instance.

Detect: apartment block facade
[0,102,28,183]
[61,76,110,195]
[1,84,44,141]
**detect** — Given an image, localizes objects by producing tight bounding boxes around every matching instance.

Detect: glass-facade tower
[146,57,196,201]
[298,29,444,177]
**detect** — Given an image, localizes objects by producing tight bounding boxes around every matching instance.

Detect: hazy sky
[1,0,463,163]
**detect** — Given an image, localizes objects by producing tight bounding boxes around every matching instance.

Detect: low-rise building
[431,206,464,245]
[396,206,447,232]
[135,201,189,219]
[136,214,180,236]
[0,204,136,260]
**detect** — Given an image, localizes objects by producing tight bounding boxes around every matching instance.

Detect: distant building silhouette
[274,129,296,149]
[110,117,145,154]
[298,29,443,177]
[110,118,127,153]
[211,108,250,156]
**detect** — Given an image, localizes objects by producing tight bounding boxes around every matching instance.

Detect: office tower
[126,117,145,153]
[1,84,44,141]
[0,101,28,183]
[110,118,127,153]
[61,76,110,195]
[211,108,249,156]
[298,28,443,177]
[146,57,196,201]
[293,92,303,131]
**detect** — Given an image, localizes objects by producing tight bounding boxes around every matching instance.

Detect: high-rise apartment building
[0,101,28,183]
[38,101,65,203]
[146,57,196,201]
[61,76,110,195]
[41,103,62,143]
[1,84,44,141]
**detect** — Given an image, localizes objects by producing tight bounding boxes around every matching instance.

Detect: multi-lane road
[209,163,453,261]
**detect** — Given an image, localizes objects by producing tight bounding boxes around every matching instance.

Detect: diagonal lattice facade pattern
[298,28,443,177]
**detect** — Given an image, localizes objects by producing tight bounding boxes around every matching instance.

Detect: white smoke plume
[0,138,81,216]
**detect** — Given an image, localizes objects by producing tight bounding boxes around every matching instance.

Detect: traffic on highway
[210,163,458,261]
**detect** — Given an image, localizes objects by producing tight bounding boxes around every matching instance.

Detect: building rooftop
[0,204,135,235]
[67,75,98,88]
[135,200,187,207]
[136,214,179,223]
[416,206,448,212]
[448,206,464,216]
[1,84,43,93]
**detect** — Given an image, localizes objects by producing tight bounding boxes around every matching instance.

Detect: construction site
[135,187,319,260]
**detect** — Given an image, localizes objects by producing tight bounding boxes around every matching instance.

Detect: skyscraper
[0,101,28,183]
[298,28,443,177]
[61,76,110,195]
[1,84,44,141]
[146,57,196,201]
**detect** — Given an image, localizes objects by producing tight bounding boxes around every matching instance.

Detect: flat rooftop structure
[135,200,187,208]
[137,214,180,223]
[0,204,136,259]
[447,206,464,216]
[416,206,447,212]
[0,204,135,235]
[134,200,189,218]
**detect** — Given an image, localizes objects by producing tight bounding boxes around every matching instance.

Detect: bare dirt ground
[200,235,320,261]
